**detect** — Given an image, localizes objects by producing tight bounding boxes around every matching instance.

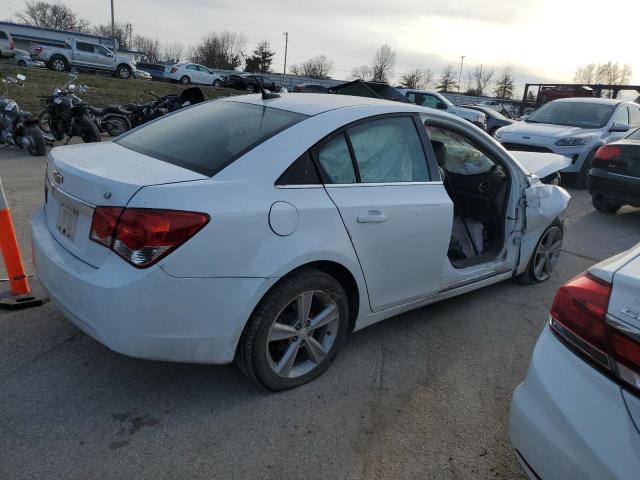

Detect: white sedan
[510,244,640,479]
[32,93,570,390]
[165,62,223,86]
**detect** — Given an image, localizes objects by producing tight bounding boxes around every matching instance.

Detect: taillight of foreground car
[550,272,640,394]
[89,207,209,268]
[592,145,621,168]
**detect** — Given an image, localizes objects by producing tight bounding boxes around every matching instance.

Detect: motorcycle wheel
[76,117,101,143]
[38,110,52,133]
[103,116,130,136]
[26,126,47,156]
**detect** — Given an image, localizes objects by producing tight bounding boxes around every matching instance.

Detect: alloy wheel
[265,290,340,379]
[533,226,563,281]
[52,59,65,71]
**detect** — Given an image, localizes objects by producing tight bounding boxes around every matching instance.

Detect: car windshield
[526,102,615,128]
[116,101,308,176]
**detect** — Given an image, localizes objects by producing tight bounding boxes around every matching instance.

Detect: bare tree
[351,64,372,81]
[371,44,396,83]
[17,1,89,31]
[400,69,433,90]
[289,55,334,79]
[190,31,246,70]
[468,65,494,96]
[161,42,184,63]
[574,63,598,83]
[132,35,160,63]
[92,22,133,49]
[494,68,515,99]
[436,66,458,92]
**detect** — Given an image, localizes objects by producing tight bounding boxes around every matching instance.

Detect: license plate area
[56,204,79,240]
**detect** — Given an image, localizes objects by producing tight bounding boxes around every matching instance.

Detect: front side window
[316,134,356,184]
[116,101,308,176]
[95,45,111,56]
[347,117,429,183]
[611,106,629,125]
[425,124,496,175]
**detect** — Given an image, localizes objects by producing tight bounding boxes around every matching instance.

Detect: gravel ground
[1,144,639,479]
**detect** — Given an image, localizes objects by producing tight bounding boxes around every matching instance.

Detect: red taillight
[550,272,640,394]
[89,207,209,268]
[170,67,177,73]
[32,45,42,54]
[592,145,621,168]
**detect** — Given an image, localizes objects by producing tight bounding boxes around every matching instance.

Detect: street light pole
[110,0,115,42]
[458,55,465,92]
[283,32,289,75]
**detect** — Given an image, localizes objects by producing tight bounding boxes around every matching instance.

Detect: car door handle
[357,211,387,223]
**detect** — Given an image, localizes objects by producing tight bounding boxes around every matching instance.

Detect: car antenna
[252,74,280,100]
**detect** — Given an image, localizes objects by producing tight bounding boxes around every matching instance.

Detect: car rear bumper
[589,168,640,206]
[510,326,640,480]
[32,207,275,364]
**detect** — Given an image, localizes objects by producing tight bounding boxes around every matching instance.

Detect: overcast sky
[4,0,640,96]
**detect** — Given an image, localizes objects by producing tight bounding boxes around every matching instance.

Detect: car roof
[552,97,622,105]
[223,93,432,116]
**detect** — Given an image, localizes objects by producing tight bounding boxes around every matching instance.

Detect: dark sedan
[291,83,329,93]
[588,128,640,213]
[461,104,513,136]
[226,73,281,93]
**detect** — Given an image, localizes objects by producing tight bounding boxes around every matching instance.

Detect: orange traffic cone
[0,176,47,310]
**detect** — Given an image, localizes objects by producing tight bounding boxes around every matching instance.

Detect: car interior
[426,124,511,268]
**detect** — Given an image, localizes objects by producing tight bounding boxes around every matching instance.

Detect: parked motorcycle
[38,73,101,143]
[0,74,48,156]
[87,103,132,136]
[125,87,205,128]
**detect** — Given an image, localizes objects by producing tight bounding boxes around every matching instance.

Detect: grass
[0,63,240,115]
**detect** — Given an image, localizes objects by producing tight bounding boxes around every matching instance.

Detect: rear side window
[116,101,307,176]
[76,42,94,52]
[316,134,357,184]
[348,117,429,183]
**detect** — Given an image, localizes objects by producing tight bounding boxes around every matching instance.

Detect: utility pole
[110,0,115,42]
[283,32,288,75]
[458,55,465,92]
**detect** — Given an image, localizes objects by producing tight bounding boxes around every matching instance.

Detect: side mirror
[610,122,630,133]
[436,102,447,110]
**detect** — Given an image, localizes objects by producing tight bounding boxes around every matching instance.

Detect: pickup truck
[31,39,136,79]
[397,88,487,130]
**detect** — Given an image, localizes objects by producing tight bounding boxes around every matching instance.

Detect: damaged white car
[32,94,570,390]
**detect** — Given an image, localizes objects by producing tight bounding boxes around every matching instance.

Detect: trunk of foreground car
[594,141,640,178]
[45,142,207,268]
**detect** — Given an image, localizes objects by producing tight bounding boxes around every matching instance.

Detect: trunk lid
[599,140,640,178]
[45,142,206,267]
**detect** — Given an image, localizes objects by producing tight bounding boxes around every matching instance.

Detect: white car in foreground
[165,62,223,86]
[510,245,640,479]
[398,89,487,130]
[496,98,640,187]
[32,94,570,390]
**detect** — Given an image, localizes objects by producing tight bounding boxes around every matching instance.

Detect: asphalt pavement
[1,144,639,479]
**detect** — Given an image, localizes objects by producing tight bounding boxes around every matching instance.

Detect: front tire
[236,270,349,391]
[592,195,622,213]
[49,56,68,72]
[17,60,27,67]
[515,221,564,284]
[213,79,222,87]
[25,126,46,156]
[76,117,101,143]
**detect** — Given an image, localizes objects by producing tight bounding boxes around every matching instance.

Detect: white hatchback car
[496,98,640,188]
[166,62,223,86]
[510,244,640,479]
[32,94,570,390]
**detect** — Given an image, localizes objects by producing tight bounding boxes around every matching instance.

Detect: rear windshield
[116,101,307,176]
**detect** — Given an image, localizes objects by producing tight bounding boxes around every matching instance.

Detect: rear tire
[76,117,101,143]
[180,75,190,85]
[515,221,564,284]
[102,115,130,136]
[592,195,622,213]
[38,110,52,133]
[49,56,68,72]
[17,60,27,67]
[116,65,132,79]
[25,126,46,156]
[236,270,349,391]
